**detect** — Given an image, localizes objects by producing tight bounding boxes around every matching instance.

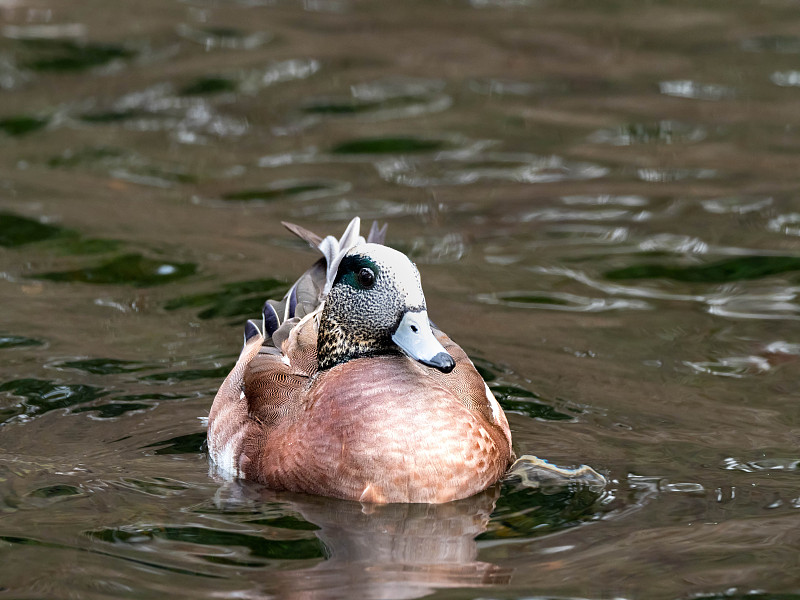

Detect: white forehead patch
[349,243,426,308]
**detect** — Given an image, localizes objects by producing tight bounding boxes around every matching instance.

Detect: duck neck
[316,308,395,371]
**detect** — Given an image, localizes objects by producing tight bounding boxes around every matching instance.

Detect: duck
[207,217,514,504]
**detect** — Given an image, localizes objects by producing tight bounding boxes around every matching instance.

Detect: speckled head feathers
[317,243,430,370]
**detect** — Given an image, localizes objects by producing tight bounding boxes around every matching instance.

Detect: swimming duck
[207,217,514,503]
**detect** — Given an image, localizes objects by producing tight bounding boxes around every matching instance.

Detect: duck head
[317,243,455,373]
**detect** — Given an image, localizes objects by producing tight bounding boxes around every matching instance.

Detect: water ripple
[240,59,321,93]
[377,152,608,187]
[524,224,630,247]
[176,24,272,50]
[767,213,800,236]
[561,194,648,207]
[531,266,707,303]
[289,197,431,221]
[468,77,563,97]
[259,135,478,167]
[469,0,541,7]
[707,291,800,320]
[539,265,800,321]
[636,167,717,182]
[476,290,650,312]
[588,120,707,145]
[0,54,31,90]
[702,196,773,215]
[770,71,800,87]
[659,80,735,101]
[741,34,800,54]
[684,356,771,378]
[286,77,451,130]
[2,23,87,40]
[722,457,800,473]
[638,233,708,254]
[519,208,648,223]
[406,233,466,264]
[90,83,248,143]
[77,60,319,143]
[219,178,351,203]
[765,341,800,356]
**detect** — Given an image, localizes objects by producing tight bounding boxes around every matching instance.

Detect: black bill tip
[421,351,455,373]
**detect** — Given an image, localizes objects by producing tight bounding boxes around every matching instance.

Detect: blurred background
[1,0,799,598]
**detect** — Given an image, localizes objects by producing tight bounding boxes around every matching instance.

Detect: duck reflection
[221,483,511,600]
[207,458,608,599]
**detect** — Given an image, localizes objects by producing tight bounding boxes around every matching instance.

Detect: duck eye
[357,267,376,289]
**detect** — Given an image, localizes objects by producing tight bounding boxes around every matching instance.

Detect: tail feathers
[281,221,323,248]
[262,302,280,337]
[367,220,388,244]
[317,216,365,297]
[244,319,262,343]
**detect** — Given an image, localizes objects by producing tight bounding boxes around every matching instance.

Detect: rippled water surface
[2,1,800,598]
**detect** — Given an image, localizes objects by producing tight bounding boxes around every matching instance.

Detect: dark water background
[1,0,800,598]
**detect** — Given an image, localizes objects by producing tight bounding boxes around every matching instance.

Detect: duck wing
[428,327,514,460]
[208,218,387,478]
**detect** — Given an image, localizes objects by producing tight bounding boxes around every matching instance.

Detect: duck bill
[392,310,455,373]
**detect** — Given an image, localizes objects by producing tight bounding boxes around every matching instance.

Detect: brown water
[1,0,800,598]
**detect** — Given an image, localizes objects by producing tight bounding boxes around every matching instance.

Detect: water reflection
[217,484,510,600]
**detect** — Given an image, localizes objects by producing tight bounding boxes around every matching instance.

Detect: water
[1,0,799,597]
